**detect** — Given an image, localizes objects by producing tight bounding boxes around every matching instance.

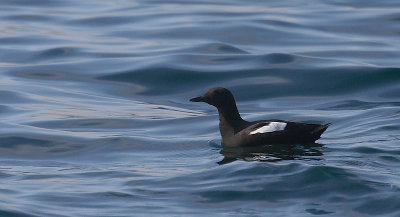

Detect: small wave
[69,16,132,26]
[194,165,376,203]
[265,53,295,64]
[33,47,82,60]
[190,42,248,54]
[97,66,400,99]
[4,14,53,22]
[0,134,93,158]
[0,90,34,103]
[350,146,400,155]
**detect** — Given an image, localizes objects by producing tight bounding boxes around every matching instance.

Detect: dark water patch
[305,208,334,215]
[0,188,18,194]
[0,135,97,158]
[14,70,75,81]
[0,36,63,46]
[32,47,83,61]
[88,191,139,200]
[354,196,400,216]
[377,85,400,98]
[19,173,68,181]
[350,146,400,155]
[69,16,133,26]
[196,165,377,204]
[0,210,37,217]
[191,42,248,54]
[30,193,112,208]
[318,100,400,110]
[226,162,305,177]
[18,71,65,79]
[327,0,400,8]
[255,18,303,28]
[379,155,400,163]
[265,53,295,64]
[71,170,141,179]
[2,136,54,148]
[0,171,13,179]
[29,118,142,129]
[0,0,63,7]
[4,14,54,22]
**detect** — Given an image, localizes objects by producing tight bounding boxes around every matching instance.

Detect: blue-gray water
[1,0,400,216]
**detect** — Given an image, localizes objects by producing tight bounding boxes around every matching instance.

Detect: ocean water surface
[1,0,400,216]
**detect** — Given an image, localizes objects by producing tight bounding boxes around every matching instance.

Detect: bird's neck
[217,104,245,136]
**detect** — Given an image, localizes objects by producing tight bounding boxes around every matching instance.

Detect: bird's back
[222,121,329,147]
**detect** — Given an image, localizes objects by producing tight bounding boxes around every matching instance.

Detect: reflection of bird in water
[190,87,329,147]
[218,143,324,165]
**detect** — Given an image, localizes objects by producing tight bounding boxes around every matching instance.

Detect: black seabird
[190,87,329,147]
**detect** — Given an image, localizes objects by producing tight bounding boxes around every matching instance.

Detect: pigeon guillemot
[190,87,329,147]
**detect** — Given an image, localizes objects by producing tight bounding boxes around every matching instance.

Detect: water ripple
[0,0,400,216]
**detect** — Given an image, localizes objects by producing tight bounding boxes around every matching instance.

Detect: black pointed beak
[190,96,204,102]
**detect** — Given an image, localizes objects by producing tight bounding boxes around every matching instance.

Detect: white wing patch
[249,122,287,135]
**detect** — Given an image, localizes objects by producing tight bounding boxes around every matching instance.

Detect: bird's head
[190,87,236,108]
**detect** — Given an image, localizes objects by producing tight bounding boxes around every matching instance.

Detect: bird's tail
[310,123,330,141]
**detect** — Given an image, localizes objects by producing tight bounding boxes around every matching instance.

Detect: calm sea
[0,0,399,216]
